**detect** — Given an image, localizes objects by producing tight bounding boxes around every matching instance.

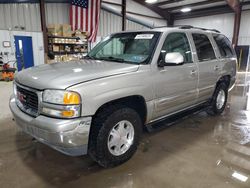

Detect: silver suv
[10,26,237,167]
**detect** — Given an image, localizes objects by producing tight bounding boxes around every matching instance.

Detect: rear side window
[213,35,234,58]
[192,33,216,62]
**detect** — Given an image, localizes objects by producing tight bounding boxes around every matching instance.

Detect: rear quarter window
[192,33,216,62]
[213,34,234,58]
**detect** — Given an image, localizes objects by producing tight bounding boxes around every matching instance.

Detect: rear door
[190,33,220,102]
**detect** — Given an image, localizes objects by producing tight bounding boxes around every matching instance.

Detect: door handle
[214,65,219,71]
[190,70,196,76]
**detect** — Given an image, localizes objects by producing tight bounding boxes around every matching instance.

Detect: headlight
[42,90,81,118]
[43,90,80,105]
[13,82,17,96]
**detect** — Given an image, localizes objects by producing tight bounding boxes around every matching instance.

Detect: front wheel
[88,105,142,168]
[207,83,228,115]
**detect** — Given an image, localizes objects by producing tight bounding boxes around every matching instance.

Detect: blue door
[14,36,34,71]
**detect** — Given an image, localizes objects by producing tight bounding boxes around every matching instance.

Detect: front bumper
[9,95,91,156]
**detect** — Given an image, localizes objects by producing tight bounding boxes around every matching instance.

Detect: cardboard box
[47,59,56,64]
[74,30,89,39]
[47,24,62,36]
[52,45,60,52]
[62,24,72,37]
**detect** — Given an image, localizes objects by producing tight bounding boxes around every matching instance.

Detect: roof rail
[153,25,174,29]
[152,25,220,33]
[178,25,220,33]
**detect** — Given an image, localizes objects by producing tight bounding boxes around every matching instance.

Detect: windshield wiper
[97,56,125,62]
[84,55,95,60]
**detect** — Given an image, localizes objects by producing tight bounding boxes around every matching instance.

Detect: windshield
[87,32,161,64]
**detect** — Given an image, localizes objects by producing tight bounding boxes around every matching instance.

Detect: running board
[145,103,210,132]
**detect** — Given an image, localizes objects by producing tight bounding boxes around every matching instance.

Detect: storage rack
[48,35,88,56]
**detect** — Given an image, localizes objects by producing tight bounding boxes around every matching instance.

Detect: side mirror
[158,52,184,67]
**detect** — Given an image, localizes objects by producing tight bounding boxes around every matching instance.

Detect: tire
[207,82,228,116]
[88,104,142,168]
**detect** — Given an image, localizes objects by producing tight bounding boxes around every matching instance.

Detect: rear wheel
[88,105,142,168]
[207,83,228,115]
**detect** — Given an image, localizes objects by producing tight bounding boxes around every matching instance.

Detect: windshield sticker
[135,34,154,40]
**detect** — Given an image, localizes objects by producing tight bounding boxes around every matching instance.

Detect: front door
[14,36,34,71]
[152,32,198,120]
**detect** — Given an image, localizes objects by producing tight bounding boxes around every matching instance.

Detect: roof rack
[178,25,220,33]
[153,25,220,33]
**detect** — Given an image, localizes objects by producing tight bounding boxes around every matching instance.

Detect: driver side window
[161,33,192,63]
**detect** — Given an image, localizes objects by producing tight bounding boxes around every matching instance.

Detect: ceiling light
[145,0,158,4]
[181,8,191,13]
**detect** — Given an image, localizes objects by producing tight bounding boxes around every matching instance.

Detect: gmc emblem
[17,92,26,103]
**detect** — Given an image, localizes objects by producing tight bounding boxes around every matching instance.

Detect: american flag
[70,0,101,42]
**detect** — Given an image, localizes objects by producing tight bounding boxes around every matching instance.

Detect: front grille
[16,85,39,116]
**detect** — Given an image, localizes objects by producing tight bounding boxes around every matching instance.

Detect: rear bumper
[9,95,91,156]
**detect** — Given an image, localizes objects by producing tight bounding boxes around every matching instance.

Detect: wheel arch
[216,75,231,89]
[93,95,148,125]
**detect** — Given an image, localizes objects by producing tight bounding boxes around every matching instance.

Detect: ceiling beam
[154,0,184,7]
[173,0,250,20]
[164,0,224,11]
[133,0,170,24]
[226,0,241,11]
[173,5,233,20]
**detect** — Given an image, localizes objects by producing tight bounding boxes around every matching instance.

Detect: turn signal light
[63,92,80,105]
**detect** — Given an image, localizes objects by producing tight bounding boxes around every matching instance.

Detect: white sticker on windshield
[135,34,154,39]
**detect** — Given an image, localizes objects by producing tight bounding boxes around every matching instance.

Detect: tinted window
[213,35,234,58]
[161,33,192,63]
[192,33,216,61]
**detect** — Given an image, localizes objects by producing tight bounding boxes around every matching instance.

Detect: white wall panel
[0,4,41,32]
[98,10,123,37]
[175,13,235,41]
[102,0,166,27]
[175,11,250,46]
[97,9,150,38]
[45,3,70,25]
[239,10,250,45]
[0,30,44,67]
[126,20,148,31]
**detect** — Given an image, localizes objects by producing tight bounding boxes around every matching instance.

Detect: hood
[15,59,139,90]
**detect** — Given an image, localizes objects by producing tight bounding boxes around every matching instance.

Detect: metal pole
[226,0,241,47]
[39,0,48,57]
[122,0,126,31]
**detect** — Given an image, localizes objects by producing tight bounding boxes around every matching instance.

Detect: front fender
[67,68,153,116]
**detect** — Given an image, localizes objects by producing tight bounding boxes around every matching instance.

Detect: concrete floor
[1,74,250,188]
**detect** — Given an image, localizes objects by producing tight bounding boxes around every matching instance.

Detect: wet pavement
[1,73,250,188]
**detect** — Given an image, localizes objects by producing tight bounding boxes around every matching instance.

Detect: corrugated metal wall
[97,9,149,37]
[126,19,148,31]
[0,3,149,35]
[175,13,235,41]
[0,3,41,31]
[175,11,250,46]
[45,3,70,25]
[238,10,250,45]
[97,9,122,37]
